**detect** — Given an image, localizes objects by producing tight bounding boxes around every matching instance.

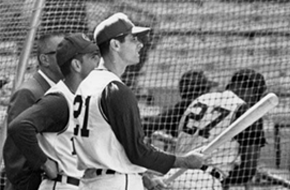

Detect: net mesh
[0,0,290,189]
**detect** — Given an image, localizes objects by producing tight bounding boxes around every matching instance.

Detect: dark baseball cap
[179,70,218,99]
[179,70,218,89]
[227,69,267,92]
[93,12,151,45]
[56,33,100,66]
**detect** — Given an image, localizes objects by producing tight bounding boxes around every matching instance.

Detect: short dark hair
[179,70,217,100]
[36,33,65,64]
[226,69,267,98]
[98,34,127,56]
[59,54,84,77]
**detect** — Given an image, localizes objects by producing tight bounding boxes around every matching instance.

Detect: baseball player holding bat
[72,12,211,190]
[164,69,267,190]
[7,33,100,190]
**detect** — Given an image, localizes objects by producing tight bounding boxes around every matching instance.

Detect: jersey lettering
[70,137,76,155]
[73,95,91,137]
[182,102,230,138]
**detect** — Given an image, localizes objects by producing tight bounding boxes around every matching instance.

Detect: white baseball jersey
[176,90,245,175]
[38,80,84,178]
[73,69,146,174]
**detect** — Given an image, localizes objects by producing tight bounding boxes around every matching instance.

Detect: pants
[164,169,223,190]
[5,172,42,190]
[79,173,144,190]
[38,179,79,190]
[0,169,6,190]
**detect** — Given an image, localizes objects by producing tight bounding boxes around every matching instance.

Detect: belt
[84,169,142,179]
[96,169,116,176]
[54,174,80,186]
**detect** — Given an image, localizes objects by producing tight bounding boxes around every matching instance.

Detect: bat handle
[164,168,186,184]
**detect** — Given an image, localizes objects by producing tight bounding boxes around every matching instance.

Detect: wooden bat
[164,93,279,184]
[256,168,290,188]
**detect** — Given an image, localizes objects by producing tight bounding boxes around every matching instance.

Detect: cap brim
[132,26,150,35]
[80,43,99,54]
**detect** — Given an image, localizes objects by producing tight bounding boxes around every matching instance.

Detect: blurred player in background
[2,33,64,190]
[73,12,209,190]
[6,33,100,190]
[221,69,267,189]
[165,69,267,190]
[142,70,218,151]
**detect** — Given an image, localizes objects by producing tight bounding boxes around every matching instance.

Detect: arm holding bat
[164,92,279,184]
[164,69,277,188]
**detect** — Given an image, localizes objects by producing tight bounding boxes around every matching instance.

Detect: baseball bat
[164,93,279,184]
[256,168,290,188]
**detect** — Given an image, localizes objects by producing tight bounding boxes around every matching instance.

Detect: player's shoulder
[90,69,119,79]
[196,91,225,105]
[199,91,223,99]
[81,69,121,86]
[77,69,123,96]
[46,80,66,94]
[192,90,244,107]
[45,81,75,102]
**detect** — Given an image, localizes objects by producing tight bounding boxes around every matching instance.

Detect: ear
[39,54,50,67]
[71,58,82,73]
[110,39,121,51]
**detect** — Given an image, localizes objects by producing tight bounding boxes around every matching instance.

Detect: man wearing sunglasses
[2,33,65,190]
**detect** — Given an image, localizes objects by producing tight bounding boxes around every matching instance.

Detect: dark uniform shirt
[224,103,267,185]
[101,81,175,174]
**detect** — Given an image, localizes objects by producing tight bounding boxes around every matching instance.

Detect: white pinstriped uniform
[38,81,84,190]
[166,90,245,190]
[74,70,146,190]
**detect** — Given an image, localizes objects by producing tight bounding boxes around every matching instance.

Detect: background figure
[164,69,267,190]
[2,33,64,190]
[7,33,100,190]
[221,69,267,189]
[142,70,218,150]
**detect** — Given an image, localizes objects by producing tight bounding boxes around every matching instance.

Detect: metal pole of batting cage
[13,0,46,91]
[0,0,46,167]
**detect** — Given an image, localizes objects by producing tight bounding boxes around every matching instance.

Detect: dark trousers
[4,171,42,190]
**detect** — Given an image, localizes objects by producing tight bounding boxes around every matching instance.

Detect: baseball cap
[93,12,151,45]
[179,70,218,99]
[179,70,218,89]
[227,69,267,92]
[56,33,100,66]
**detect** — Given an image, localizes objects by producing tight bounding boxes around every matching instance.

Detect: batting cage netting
[0,0,290,189]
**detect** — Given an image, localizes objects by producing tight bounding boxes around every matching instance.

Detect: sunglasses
[43,51,56,55]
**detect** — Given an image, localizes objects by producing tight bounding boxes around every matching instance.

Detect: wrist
[173,156,186,168]
[40,158,48,170]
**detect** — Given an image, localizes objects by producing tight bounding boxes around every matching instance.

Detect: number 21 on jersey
[73,95,91,137]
